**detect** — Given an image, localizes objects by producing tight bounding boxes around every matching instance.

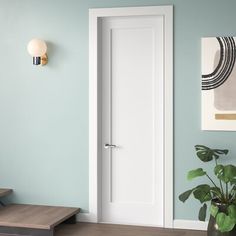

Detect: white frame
[89,5,173,228]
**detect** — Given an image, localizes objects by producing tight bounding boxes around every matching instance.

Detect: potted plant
[179,145,236,236]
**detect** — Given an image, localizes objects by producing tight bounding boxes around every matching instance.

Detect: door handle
[104,144,117,149]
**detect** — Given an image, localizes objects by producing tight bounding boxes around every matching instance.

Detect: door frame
[89,5,173,228]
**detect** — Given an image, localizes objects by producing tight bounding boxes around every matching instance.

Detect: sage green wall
[0,0,236,220]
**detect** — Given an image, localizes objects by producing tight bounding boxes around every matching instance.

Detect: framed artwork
[201,36,236,131]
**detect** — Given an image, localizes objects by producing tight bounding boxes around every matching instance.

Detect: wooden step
[0,204,80,236]
[0,234,23,236]
[0,189,13,198]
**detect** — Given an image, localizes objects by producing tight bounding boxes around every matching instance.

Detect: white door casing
[89,6,173,228]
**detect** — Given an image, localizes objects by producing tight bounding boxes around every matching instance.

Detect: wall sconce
[27,39,48,66]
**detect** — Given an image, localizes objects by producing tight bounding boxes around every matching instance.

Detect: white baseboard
[173,220,208,231]
[76,215,208,231]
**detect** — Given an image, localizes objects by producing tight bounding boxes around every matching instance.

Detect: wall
[0,0,236,220]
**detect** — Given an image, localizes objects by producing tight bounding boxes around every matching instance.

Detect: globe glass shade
[27,39,47,57]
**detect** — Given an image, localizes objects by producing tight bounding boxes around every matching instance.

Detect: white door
[100,15,164,226]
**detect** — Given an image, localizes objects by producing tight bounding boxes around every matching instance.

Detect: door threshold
[98,221,162,228]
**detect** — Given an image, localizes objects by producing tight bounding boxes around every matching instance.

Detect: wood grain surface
[56,223,207,236]
[0,204,80,230]
[0,189,13,198]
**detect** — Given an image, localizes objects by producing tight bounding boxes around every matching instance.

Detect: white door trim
[89,5,173,228]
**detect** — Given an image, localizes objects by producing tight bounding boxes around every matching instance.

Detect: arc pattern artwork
[202,37,236,90]
[201,36,236,131]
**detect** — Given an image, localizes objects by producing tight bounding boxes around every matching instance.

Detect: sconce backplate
[41,54,48,65]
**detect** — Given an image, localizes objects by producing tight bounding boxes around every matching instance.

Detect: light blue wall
[0,0,236,220]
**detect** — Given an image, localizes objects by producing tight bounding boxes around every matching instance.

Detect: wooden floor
[55,223,207,236]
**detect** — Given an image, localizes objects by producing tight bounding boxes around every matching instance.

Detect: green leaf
[216,212,235,233]
[214,149,229,155]
[198,203,207,221]
[187,168,206,181]
[228,205,236,221]
[195,145,228,162]
[179,190,193,203]
[193,185,212,203]
[195,145,215,162]
[214,165,236,183]
[230,179,236,185]
[210,204,219,218]
[214,165,224,182]
[214,165,224,175]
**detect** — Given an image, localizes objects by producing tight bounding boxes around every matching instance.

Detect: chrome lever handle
[104,143,117,149]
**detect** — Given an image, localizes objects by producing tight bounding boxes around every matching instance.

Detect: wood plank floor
[55,223,207,236]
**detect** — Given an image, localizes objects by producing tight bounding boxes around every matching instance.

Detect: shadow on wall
[46,41,66,69]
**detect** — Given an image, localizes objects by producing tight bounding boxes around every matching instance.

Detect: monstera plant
[179,145,236,236]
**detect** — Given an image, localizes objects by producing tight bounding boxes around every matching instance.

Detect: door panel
[101,16,164,226]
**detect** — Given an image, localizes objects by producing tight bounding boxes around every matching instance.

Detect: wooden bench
[0,189,13,198]
[0,189,80,236]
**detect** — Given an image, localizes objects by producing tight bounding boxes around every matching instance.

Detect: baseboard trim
[76,215,208,231]
[173,220,208,231]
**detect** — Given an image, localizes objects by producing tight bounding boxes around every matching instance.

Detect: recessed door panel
[101,15,164,226]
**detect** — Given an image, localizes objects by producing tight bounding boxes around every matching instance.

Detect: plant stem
[206,174,224,201]
[229,185,236,195]
[211,189,223,200]
[229,191,235,202]
[219,181,225,199]
[229,185,236,202]
[206,174,218,189]
[226,183,229,201]
[215,158,225,201]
